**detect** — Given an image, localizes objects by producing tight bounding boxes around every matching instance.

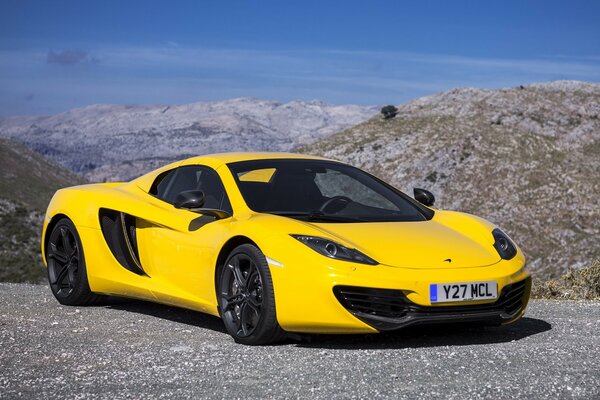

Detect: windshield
[228,159,432,222]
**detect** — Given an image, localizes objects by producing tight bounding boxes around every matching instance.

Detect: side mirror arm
[187,208,232,220]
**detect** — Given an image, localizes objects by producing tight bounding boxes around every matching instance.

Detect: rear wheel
[46,218,101,306]
[217,244,285,345]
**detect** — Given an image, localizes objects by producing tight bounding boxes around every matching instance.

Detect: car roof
[179,152,333,168]
[130,152,336,192]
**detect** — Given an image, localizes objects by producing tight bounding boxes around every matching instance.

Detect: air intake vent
[99,208,145,276]
[334,286,411,319]
[334,278,531,331]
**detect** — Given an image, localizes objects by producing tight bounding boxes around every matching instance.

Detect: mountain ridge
[0,98,377,182]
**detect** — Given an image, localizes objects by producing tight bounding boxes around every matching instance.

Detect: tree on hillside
[381,105,398,119]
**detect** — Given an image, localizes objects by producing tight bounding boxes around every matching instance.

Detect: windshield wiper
[268,211,365,223]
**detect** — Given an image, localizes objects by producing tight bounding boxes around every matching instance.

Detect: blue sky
[1,0,600,116]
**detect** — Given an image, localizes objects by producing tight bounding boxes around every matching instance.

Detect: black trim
[99,209,146,276]
[413,188,435,207]
[492,228,517,260]
[333,277,531,331]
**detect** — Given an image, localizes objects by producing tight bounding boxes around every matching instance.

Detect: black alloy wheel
[218,244,284,345]
[46,218,100,305]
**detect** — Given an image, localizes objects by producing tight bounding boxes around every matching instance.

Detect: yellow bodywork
[41,152,530,334]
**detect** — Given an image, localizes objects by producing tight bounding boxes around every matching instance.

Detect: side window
[150,169,177,198]
[161,166,202,204]
[150,165,232,213]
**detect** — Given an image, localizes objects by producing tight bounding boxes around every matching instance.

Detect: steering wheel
[318,196,352,213]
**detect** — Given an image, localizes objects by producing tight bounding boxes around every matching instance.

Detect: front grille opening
[334,287,410,319]
[334,277,531,330]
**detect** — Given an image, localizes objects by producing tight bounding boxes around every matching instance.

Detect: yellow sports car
[42,152,530,344]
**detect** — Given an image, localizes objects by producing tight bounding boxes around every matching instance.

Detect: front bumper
[333,277,531,331]
[267,245,529,334]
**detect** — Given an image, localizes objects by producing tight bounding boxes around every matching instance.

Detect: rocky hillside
[299,81,600,278]
[0,98,377,182]
[0,138,84,282]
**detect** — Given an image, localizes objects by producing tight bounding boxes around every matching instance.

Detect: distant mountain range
[299,81,600,278]
[0,98,378,182]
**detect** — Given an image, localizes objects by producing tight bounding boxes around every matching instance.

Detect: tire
[46,218,101,306]
[217,244,285,345]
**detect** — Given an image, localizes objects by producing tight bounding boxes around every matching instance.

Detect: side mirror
[174,190,232,220]
[413,188,435,207]
[174,190,205,209]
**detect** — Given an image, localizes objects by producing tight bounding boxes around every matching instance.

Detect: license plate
[430,281,497,303]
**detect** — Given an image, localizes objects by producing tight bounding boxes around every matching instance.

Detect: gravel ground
[0,283,598,399]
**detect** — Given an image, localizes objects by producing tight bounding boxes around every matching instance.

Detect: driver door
[136,165,233,313]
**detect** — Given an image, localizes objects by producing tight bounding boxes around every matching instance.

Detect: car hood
[308,217,501,269]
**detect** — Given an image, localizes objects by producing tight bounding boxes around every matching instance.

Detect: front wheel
[46,218,101,306]
[217,244,285,345]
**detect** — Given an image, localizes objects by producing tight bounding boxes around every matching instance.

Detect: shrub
[381,105,398,119]
[531,259,600,300]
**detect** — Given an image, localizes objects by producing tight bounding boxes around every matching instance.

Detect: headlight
[290,235,378,265]
[492,228,517,260]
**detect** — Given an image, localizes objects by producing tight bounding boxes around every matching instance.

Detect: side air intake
[99,208,146,276]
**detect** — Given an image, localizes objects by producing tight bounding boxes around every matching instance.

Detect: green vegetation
[0,201,46,282]
[532,259,600,300]
[0,138,84,283]
[380,105,398,119]
[0,138,84,209]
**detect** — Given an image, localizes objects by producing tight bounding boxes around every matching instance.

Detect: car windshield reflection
[228,159,432,222]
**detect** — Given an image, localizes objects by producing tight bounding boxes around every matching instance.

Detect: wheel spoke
[60,228,75,256]
[52,263,70,286]
[48,250,68,264]
[247,295,261,311]
[68,263,78,286]
[228,258,246,288]
[245,268,258,291]
[221,294,242,311]
[239,302,250,336]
